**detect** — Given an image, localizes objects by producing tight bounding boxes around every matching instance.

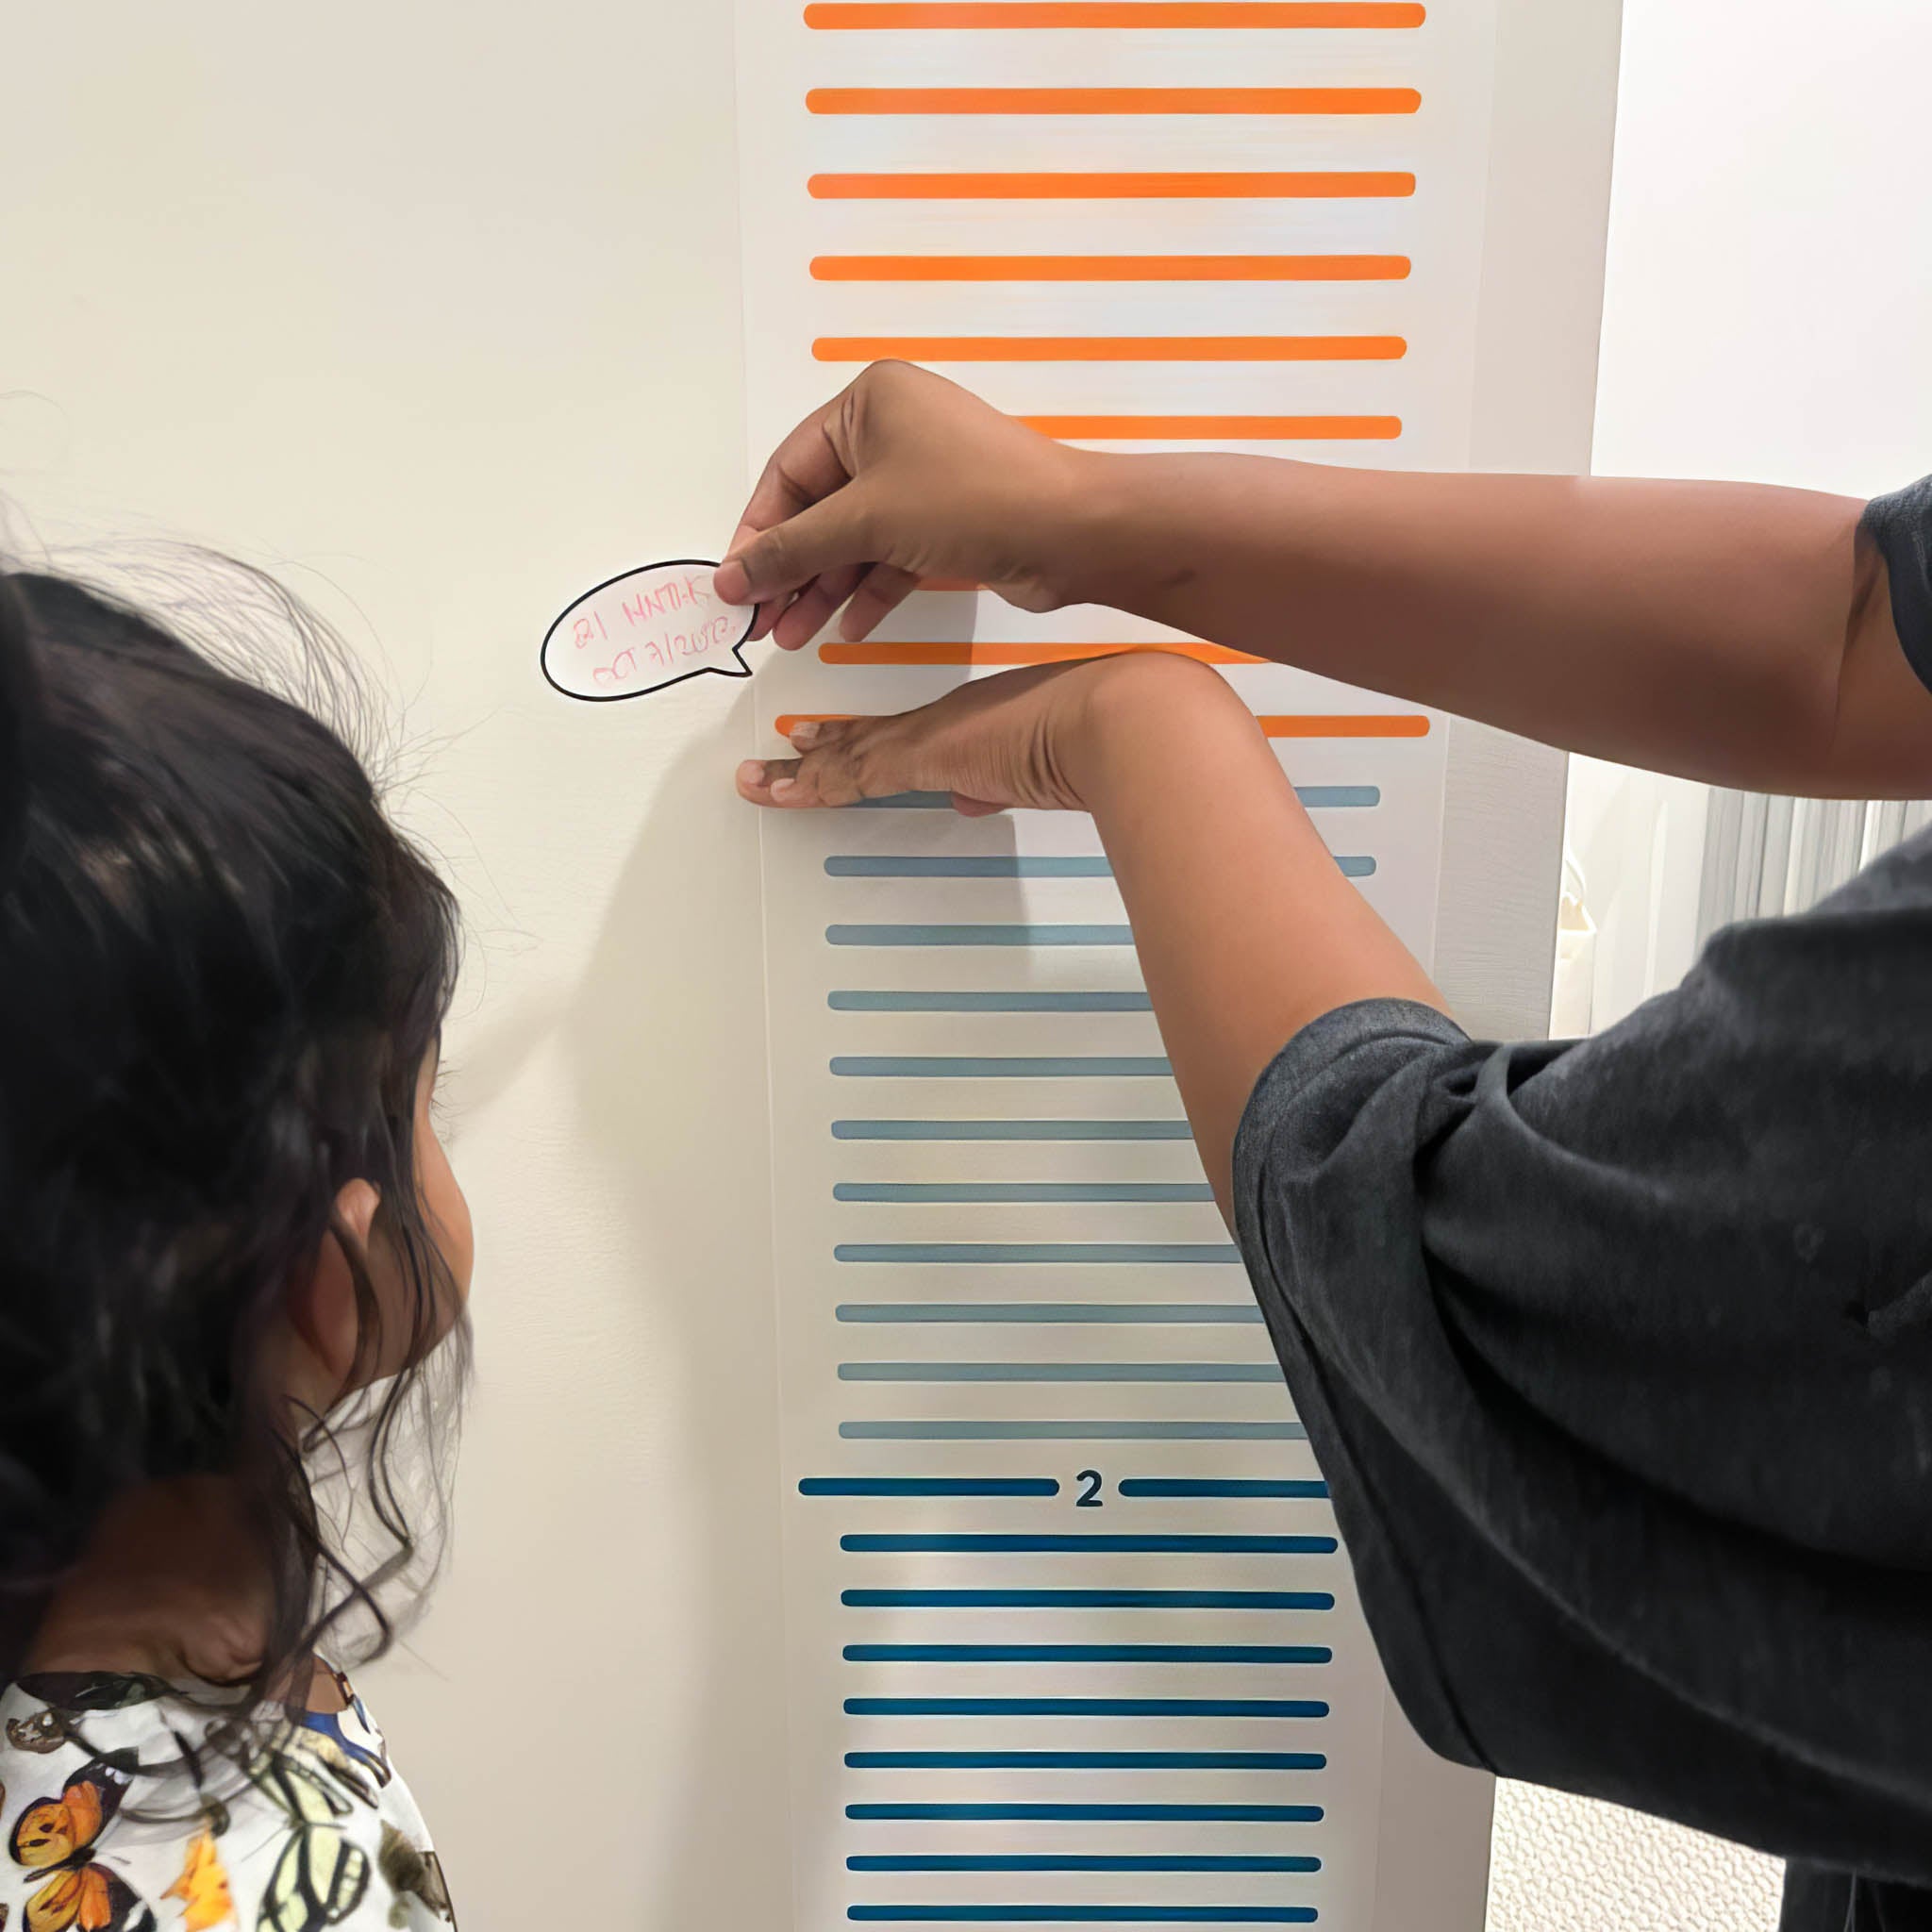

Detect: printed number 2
[1075,1469,1105,1507]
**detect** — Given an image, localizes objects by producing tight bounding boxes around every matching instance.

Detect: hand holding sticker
[541,559,755,701]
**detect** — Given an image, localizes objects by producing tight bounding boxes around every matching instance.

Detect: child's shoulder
[0,1670,456,1930]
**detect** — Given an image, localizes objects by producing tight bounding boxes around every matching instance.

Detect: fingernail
[770,775,798,799]
[715,559,749,606]
[737,759,767,788]
[789,720,821,746]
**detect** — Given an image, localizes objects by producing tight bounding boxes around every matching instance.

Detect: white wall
[26,0,1923,1923]
[1562,0,1932,1030]
[1503,0,1932,1921]
[0,10,791,1931]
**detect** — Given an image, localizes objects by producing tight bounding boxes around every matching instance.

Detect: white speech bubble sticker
[541,559,755,702]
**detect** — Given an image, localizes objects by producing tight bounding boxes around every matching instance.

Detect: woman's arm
[717,361,1932,797]
[736,652,1438,1211]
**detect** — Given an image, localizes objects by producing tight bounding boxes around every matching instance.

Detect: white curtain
[1694,793,1932,945]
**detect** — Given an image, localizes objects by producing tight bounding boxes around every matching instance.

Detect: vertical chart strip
[739,0,1491,1923]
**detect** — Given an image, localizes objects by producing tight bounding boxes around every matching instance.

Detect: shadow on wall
[450,683,792,1931]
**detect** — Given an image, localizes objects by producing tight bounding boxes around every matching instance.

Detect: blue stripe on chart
[834,1243,1241,1264]
[837,1303,1259,1324]
[841,1644,1333,1664]
[838,1534,1334,1554]
[840,1589,1333,1609]
[828,925,1136,947]
[840,1422,1307,1441]
[846,1858,1323,1875]
[835,1184,1215,1204]
[842,1698,1329,1718]
[826,855,1115,877]
[832,1121,1192,1141]
[830,1057,1173,1078]
[847,1912,1316,1924]
[837,1362,1278,1383]
[1120,1478,1328,1499]
[848,1911,1316,1924]
[845,786,1374,811]
[846,1806,1324,1824]
[824,853,1368,879]
[831,991,1154,1012]
[800,1477,1059,1497]
[844,1752,1324,1772]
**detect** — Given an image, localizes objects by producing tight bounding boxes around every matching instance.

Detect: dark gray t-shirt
[1231,481,1932,1932]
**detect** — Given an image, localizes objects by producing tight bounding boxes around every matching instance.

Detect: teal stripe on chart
[827,855,1115,877]
[800,1477,1059,1497]
[843,1697,1329,1717]
[840,1534,1332,1555]
[835,1184,1215,1204]
[848,1859,1322,1876]
[850,1855,1321,1870]
[835,1242,1241,1264]
[846,1805,1324,1824]
[848,786,1375,810]
[838,1303,1259,1324]
[1121,1478,1328,1499]
[841,1589,1332,1609]
[841,1421,1307,1441]
[841,1644,1333,1664]
[832,1121,1191,1141]
[831,1057,1173,1078]
[830,991,1153,1012]
[838,1361,1278,1383]
[845,1752,1324,1772]
[824,854,1370,878]
[848,1911,1317,1924]
[829,924,1135,947]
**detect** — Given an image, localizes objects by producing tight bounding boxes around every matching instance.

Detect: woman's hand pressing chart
[739,649,1441,1215]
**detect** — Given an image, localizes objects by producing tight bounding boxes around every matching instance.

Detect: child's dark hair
[0,564,464,1705]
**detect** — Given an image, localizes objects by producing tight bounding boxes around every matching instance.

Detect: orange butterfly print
[8,1758,152,1932]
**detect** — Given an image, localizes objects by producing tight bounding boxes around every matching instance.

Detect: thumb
[715,488,874,608]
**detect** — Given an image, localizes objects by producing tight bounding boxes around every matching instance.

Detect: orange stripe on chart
[820,641,1264,665]
[811,255,1409,281]
[1024,414,1401,440]
[1259,713,1430,738]
[811,257,1406,282]
[814,335,1406,362]
[804,3,1425,25]
[774,710,1429,738]
[806,87,1422,114]
[808,171,1416,198]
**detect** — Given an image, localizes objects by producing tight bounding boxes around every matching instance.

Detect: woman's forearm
[721,365,1932,795]
[1063,657,1441,1214]
[1070,454,1902,791]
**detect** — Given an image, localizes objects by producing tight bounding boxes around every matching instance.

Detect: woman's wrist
[1044,453,1166,612]
[1056,651,1265,815]
[1053,452,1272,627]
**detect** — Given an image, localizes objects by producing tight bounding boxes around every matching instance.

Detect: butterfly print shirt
[0,1671,454,1932]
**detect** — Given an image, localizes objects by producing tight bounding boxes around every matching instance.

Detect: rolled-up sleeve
[1865,475,1932,692]
[1230,832,1932,1880]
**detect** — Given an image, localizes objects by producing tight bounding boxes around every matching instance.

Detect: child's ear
[288,1180,382,1399]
